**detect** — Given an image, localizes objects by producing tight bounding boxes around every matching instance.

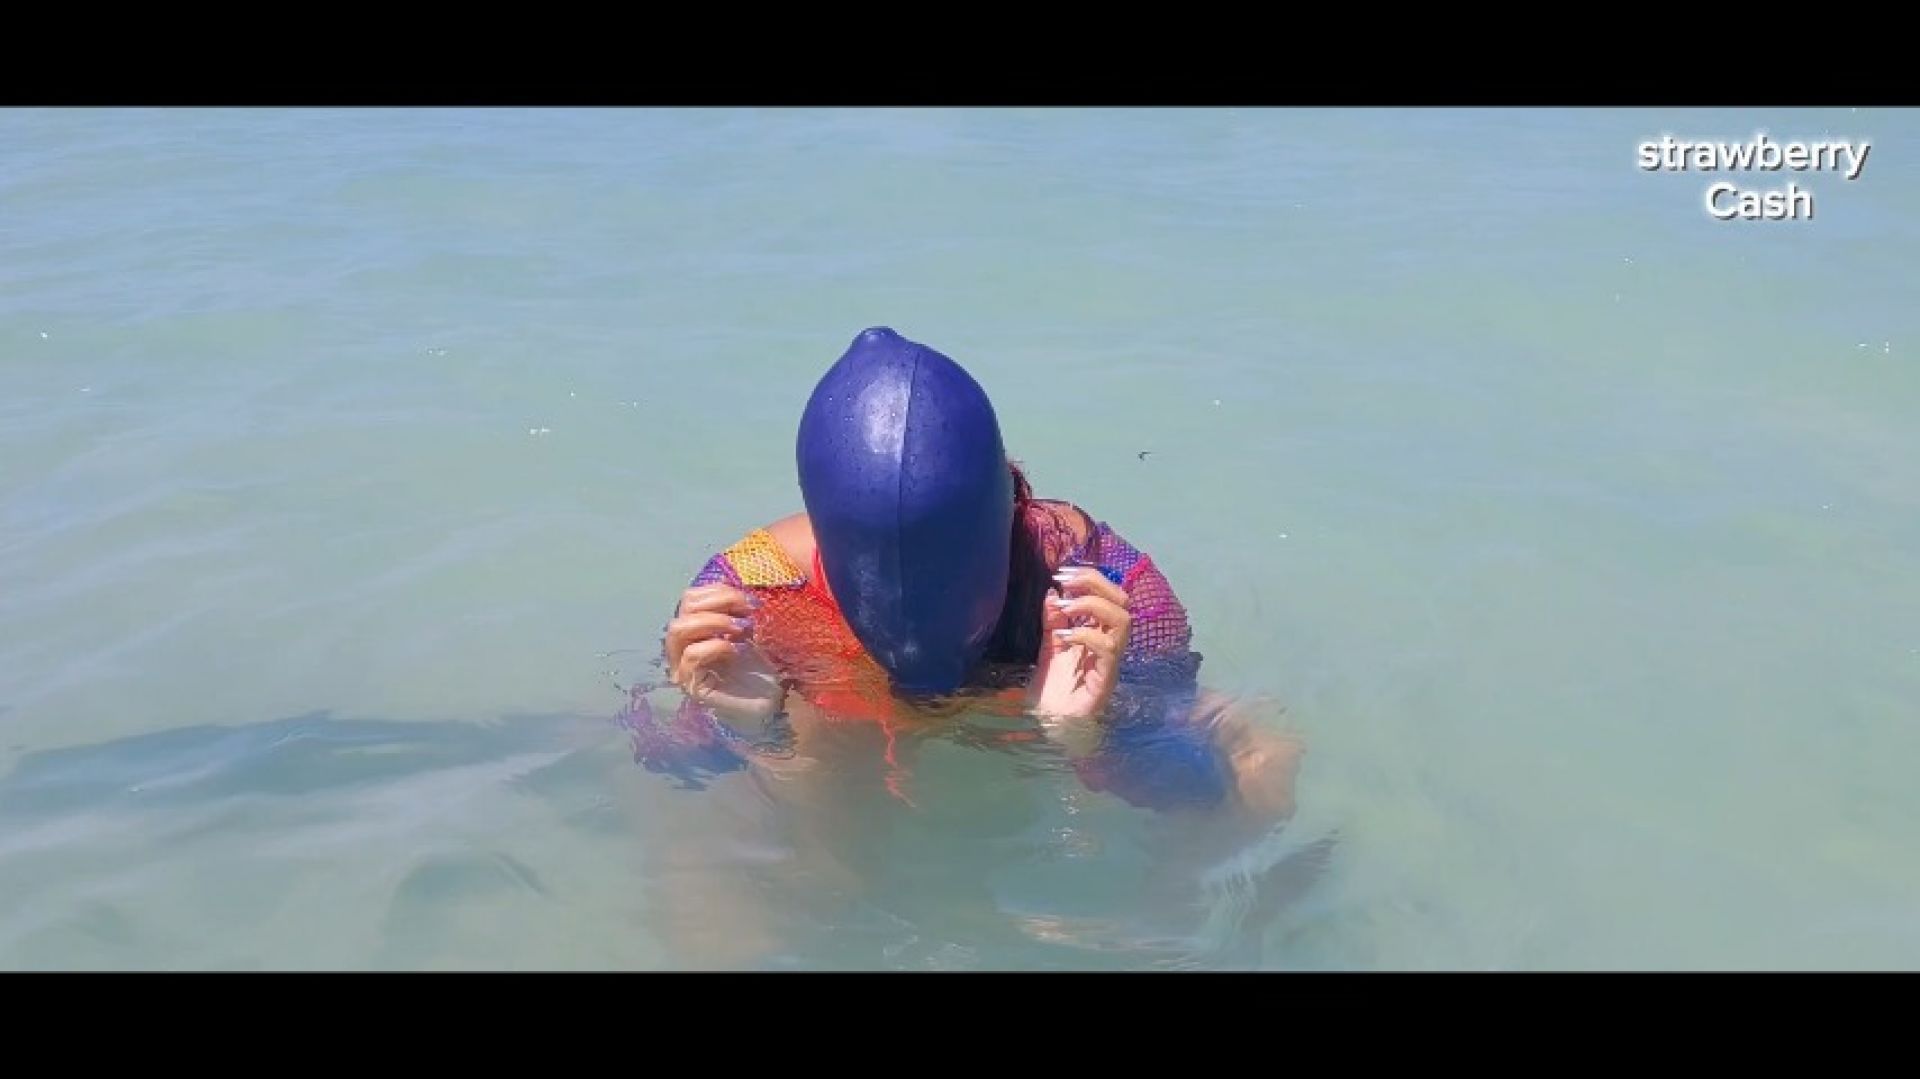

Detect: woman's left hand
[1033,565,1131,726]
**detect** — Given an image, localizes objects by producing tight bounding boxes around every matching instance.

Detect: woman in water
[622,328,1311,967]
[635,326,1300,820]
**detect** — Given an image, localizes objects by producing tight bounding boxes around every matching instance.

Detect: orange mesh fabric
[668,530,899,720]
[759,548,896,719]
[624,509,1204,782]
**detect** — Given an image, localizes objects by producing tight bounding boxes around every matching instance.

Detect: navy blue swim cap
[796,327,1014,694]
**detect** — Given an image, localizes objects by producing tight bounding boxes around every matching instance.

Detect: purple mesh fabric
[1068,522,1202,689]
[687,551,742,590]
[616,553,754,787]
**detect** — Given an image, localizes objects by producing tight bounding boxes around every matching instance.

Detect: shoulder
[763,512,816,569]
[1029,501,1167,591]
[691,513,814,589]
[1029,498,1095,543]
[1021,498,1097,565]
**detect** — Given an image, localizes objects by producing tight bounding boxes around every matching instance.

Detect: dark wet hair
[982,461,1099,668]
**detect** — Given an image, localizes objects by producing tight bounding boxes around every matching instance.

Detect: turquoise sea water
[2,107,1916,969]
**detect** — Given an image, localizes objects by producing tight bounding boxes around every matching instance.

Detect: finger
[679,585,759,617]
[675,636,747,693]
[1047,593,1131,637]
[1051,565,1128,607]
[665,611,753,666]
[667,611,753,653]
[1050,625,1119,661]
[1039,586,1073,635]
[693,685,775,721]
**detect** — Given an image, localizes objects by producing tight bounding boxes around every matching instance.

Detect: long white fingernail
[1052,628,1073,638]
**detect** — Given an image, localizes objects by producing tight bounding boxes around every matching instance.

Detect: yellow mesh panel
[704,530,895,720]
[720,529,805,588]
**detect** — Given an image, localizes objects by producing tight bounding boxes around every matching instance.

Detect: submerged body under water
[0,699,1330,970]
[619,465,1329,968]
[617,676,1332,971]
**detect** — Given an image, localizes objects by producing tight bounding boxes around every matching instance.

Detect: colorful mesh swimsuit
[621,502,1230,810]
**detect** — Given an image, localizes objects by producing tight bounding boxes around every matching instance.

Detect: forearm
[1064,687,1302,820]
[1203,695,1303,821]
[1066,683,1231,811]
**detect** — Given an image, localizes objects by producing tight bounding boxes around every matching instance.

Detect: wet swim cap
[796,327,1014,694]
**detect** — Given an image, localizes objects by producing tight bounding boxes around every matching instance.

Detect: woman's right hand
[665,584,785,727]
